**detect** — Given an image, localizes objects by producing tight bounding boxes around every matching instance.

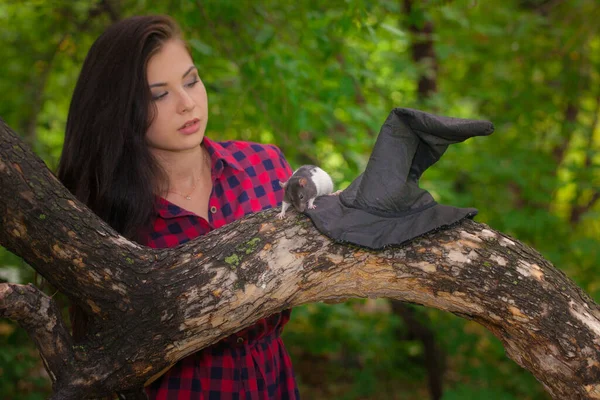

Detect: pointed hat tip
[393,107,494,139]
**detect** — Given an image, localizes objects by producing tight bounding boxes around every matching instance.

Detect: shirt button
[210,206,217,214]
[236,337,244,344]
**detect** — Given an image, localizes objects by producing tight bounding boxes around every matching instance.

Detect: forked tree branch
[1,119,600,399]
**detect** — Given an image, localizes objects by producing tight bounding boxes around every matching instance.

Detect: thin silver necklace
[167,149,209,200]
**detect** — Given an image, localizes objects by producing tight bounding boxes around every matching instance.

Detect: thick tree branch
[2,119,600,399]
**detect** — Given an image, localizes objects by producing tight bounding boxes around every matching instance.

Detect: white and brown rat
[277,165,335,219]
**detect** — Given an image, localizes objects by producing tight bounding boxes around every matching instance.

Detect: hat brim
[305,195,477,249]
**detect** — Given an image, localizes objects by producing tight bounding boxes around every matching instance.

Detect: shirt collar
[204,136,244,173]
[154,136,243,219]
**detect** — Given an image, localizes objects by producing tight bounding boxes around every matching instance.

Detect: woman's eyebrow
[149,66,197,88]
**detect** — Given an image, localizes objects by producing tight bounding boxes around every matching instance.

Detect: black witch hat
[305,107,494,249]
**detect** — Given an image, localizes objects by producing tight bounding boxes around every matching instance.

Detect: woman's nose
[178,91,195,113]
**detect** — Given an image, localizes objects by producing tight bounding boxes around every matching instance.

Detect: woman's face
[145,39,208,154]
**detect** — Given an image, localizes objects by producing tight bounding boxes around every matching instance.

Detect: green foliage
[0,323,51,399]
[283,300,432,399]
[430,308,549,400]
[1,0,598,398]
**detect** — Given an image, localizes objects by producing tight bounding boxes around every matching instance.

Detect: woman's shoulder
[217,139,285,159]
[207,138,288,167]
[205,137,291,178]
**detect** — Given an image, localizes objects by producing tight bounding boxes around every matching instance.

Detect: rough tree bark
[1,118,600,400]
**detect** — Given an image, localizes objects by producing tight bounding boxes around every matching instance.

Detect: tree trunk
[400,3,445,398]
[1,119,600,399]
[403,0,438,98]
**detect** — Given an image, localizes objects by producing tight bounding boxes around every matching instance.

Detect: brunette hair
[58,15,183,241]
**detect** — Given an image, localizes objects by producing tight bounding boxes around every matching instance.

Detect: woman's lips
[179,119,200,135]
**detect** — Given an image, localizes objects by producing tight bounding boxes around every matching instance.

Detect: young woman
[58,14,299,399]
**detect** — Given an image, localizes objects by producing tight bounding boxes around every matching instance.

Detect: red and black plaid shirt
[143,137,299,399]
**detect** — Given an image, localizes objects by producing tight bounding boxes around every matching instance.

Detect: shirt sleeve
[268,144,293,182]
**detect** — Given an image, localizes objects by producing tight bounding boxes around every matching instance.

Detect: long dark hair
[58,15,182,241]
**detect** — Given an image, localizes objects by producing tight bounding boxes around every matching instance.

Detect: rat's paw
[329,190,343,196]
[277,212,285,220]
[308,204,317,209]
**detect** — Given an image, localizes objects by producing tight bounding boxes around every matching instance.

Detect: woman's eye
[185,79,199,88]
[152,92,167,101]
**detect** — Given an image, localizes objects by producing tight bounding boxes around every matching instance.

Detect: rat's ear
[279,180,288,188]
[299,178,307,187]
